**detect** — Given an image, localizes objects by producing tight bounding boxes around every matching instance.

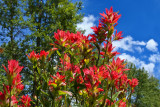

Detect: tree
[126,63,160,107]
[25,0,83,52]
[0,0,27,91]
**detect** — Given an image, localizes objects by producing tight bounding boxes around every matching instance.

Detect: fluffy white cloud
[135,47,144,53]
[77,15,96,36]
[140,63,155,74]
[146,39,158,52]
[149,53,160,63]
[113,36,159,53]
[119,53,139,64]
[113,36,146,52]
[119,53,155,74]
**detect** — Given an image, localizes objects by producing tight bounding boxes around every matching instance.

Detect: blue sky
[75,0,160,79]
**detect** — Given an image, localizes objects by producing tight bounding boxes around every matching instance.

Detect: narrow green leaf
[40,90,49,96]
[112,91,122,101]
[56,50,61,57]
[58,90,72,96]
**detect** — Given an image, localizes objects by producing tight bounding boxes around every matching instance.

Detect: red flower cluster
[82,66,105,96]
[0,60,31,106]
[119,100,126,107]
[128,78,139,92]
[2,60,23,78]
[48,7,139,106]
[48,72,66,90]
[54,30,89,47]
[100,7,121,24]
[59,54,72,71]
[0,6,139,107]
[54,30,92,54]
[27,50,49,62]
[101,42,119,59]
[19,95,32,107]
[90,7,122,44]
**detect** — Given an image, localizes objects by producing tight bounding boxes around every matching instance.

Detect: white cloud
[149,53,160,63]
[146,39,158,52]
[119,53,139,64]
[135,47,144,53]
[132,41,146,45]
[113,36,146,52]
[140,63,155,74]
[119,53,155,74]
[113,36,159,53]
[77,15,96,36]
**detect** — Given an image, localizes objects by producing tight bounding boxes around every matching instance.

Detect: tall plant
[0,7,139,107]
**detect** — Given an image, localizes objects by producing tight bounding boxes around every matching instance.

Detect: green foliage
[0,67,7,92]
[0,0,27,92]
[25,0,83,52]
[0,0,83,99]
[126,63,160,107]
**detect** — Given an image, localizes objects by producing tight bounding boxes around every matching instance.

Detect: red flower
[39,50,49,59]
[97,88,104,92]
[106,99,115,106]
[0,92,5,101]
[91,21,102,34]
[48,72,66,88]
[83,66,99,83]
[3,85,11,95]
[100,7,121,24]
[108,57,129,73]
[129,78,139,88]
[12,74,22,85]
[27,51,39,61]
[12,74,24,93]
[114,30,123,40]
[83,66,105,97]
[60,54,71,71]
[20,95,32,107]
[71,65,81,74]
[85,83,92,89]
[118,74,128,90]
[102,42,120,58]
[2,60,23,77]
[11,95,18,105]
[119,100,126,107]
[111,71,120,80]
[76,75,84,84]
[54,30,91,49]
[16,84,24,92]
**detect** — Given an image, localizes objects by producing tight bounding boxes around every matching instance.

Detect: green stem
[9,85,11,107]
[100,90,108,107]
[100,83,109,107]
[96,48,100,66]
[127,88,132,106]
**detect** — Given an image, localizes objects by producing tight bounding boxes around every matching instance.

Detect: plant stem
[96,48,100,66]
[9,85,11,107]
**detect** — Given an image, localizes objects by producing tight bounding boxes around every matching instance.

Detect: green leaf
[97,94,104,101]
[37,85,41,90]
[37,67,41,74]
[40,90,49,96]
[56,50,61,57]
[96,94,104,105]
[112,91,122,101]
[112,100,121,107]
[51,83,57,88]
[58,90,72,96]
